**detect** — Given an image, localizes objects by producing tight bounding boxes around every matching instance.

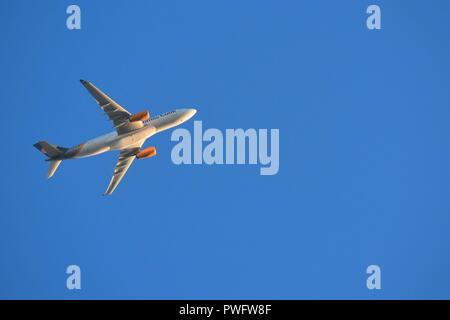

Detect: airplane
[33,80,197,195]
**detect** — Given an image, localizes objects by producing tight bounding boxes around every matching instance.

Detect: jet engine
[130,110,150,122]
[136,147,156,159]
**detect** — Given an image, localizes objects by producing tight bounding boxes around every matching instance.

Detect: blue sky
[1,0,450,299]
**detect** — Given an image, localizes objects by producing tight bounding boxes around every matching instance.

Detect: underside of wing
[104,143,143,195]
[80,80,144,134]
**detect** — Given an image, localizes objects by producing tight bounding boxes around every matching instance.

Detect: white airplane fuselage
[66,108,196,159]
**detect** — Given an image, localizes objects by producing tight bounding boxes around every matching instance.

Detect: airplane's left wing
[80,80,144,134]
[104,142,143,195]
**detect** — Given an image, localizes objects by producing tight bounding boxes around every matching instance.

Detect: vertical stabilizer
[33,141,67,157]
[47,160,62,179]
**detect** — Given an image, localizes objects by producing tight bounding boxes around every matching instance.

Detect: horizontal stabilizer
[47,160,62,179]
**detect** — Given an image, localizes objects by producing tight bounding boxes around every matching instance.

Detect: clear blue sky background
[1,0,449,299]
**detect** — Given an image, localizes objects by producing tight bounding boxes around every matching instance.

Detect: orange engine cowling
[130,110,150,122]
[136,147,157,159]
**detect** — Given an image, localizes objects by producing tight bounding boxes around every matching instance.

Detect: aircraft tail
[47,160,62,179]
[33,141,67,158]
[33,141,67,178]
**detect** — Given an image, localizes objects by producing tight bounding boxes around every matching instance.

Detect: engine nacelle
[136,147,157,159]
[130,110,150,122]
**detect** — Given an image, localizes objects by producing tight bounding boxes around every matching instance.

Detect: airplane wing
[80,80,144,134]
[104,142,144,195]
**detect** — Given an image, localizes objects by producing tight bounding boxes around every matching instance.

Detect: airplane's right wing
[80,80,144,134]
[104,143,143,195]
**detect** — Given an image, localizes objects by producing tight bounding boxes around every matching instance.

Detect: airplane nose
[186,108,197,118]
